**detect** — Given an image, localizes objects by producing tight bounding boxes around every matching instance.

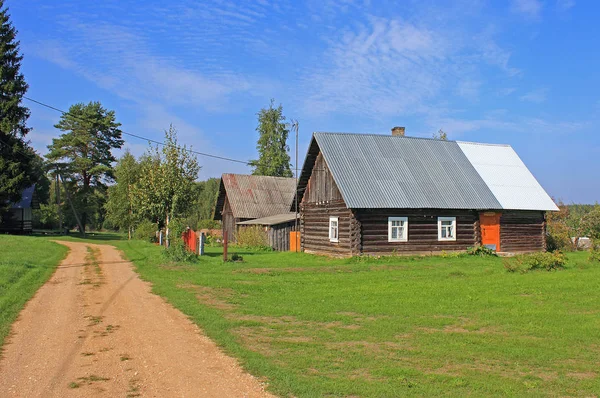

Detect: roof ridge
[314,131,456,143]
[222,173,295,180]
[456,140,511,147]
[314,131,511,147]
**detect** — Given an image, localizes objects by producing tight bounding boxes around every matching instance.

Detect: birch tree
[133,125,199,237]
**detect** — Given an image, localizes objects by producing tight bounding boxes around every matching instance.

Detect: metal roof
[214,174,296,220]
[312,133,503,209]
[237,212,298,226]
[457,142,559,211]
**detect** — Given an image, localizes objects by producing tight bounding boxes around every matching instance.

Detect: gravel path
[0,241,274,397]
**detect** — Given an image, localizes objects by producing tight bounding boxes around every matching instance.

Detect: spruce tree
[0,0,39,219]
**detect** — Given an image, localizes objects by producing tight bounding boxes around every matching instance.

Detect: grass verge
[29,233,600,396]
[0,235,68,349]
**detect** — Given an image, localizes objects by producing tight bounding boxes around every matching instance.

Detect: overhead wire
[22,96,295,168]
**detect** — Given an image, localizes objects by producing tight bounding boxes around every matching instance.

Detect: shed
[0,185,39,234]
[213,174,296,242]
[237,212,299,251]
[293,131,558,257]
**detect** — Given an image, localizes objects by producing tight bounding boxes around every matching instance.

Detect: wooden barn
[213,174,296,243]
[0,185,39,234]
[292,130,558,257]
[237,213,299,251]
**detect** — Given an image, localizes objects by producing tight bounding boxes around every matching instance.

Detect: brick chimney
[391,126,405,136]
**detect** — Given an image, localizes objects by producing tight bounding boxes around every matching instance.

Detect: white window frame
[388,217,408,242]
[329,216,339,243]
[438,217,457,241]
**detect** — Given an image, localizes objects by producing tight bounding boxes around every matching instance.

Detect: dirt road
[0,241,274,397]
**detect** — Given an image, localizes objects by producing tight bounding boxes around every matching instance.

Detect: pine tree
[0,0,40,219]
[46,101,124,231]
[250,99,292,177]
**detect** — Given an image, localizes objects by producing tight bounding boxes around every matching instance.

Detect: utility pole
[291,120,299,252]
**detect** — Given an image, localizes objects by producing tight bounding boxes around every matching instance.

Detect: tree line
[1,0,294,238]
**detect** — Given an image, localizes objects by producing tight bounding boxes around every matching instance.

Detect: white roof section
[457,142,558,211]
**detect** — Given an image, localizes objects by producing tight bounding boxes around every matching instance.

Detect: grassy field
[0,235,68,349]
[106,240,599,397]
[14,233,600,396]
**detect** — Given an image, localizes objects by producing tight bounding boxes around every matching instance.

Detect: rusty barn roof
[214,174,296,220]
[293,132,557,211]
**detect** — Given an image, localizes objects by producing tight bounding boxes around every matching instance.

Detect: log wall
[356,209,479,255]
[301,200,353,256]
[500,211,546,253]
[268,221,297,251]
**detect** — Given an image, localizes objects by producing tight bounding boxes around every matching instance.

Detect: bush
[134,220,158,242]
[235,226,270,250]
[590,240,600,262]
[197,219,220,230]
[506,251,567,273]
[230,253,244,262]
[164,218,197,262]
[466,245,497,257]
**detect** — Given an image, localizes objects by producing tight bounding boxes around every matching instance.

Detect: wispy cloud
[556,0,576,12]
[427,114,586,137]
[300,13,520,117]
[511,0,543,20]
[520,88,549,103]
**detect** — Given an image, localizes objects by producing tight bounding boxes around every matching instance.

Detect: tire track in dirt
[0,241,275,397]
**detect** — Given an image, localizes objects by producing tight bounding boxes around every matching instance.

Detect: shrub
[164,218,197,262]
[235,226,270,250]
[197,219,220,230]
[134,220,158,243]
[466,245,497,257]
[590,240,600,262]
[230,253,244,262]
[507,251,567,273]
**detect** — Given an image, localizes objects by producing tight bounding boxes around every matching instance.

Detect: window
[388,217,408,242]
[329,216,339,242]
[438,217,456,241]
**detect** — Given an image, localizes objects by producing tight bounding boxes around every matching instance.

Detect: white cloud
[301,15,520,117]
[511,0,543,19]
[520,88,549,103]
[556,0,575,11]
[427,114,586,137]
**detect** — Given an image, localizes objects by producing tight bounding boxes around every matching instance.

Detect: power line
[23,96,263,166]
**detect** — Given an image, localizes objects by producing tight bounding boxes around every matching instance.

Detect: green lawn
[0,235,68,349]
[15,234,600,396]
[109,240,599,397]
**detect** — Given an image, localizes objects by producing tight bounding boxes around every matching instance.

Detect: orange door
[480,213,501,251]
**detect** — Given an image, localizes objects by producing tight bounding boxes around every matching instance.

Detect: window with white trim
[329,216,339,242]
[438,217,456,241]
[388,217,408,242]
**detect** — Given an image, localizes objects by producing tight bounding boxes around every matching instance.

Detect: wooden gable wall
[300,151,358,256]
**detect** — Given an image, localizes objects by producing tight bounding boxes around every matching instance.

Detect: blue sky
[9,0,600,203]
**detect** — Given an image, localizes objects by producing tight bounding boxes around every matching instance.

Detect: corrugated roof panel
[457,142,558,211]
[314,133,502,209]
[220,174,297,219]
